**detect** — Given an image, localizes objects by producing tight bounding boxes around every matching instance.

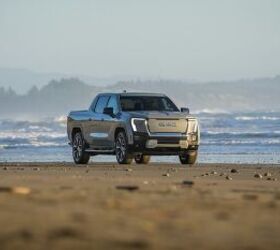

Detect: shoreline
[1,162,280,166]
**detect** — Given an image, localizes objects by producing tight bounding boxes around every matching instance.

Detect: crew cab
[67,92,200,165]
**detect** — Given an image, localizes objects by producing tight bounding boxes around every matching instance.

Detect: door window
[107,95,119,114]
[94,96,109,113]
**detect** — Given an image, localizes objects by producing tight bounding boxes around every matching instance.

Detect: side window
[107,95,119,114]
[94,96,109,113]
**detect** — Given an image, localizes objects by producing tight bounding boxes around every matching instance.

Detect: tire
[135,154,151,164]
[179,150,198,165]
[72,132,90,164]
[115,131,133,164]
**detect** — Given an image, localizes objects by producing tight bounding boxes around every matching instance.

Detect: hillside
[0,76,279,118]
[109,76,280,111]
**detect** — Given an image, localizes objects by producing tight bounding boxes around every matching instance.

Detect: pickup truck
[67,92,200,165]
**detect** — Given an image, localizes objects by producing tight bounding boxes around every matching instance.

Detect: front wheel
[115,131,133,164]
[72,132,90,164]
[179,150,198,165]
[135,154,151,164]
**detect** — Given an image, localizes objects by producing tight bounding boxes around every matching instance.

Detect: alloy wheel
[116,133,126,162]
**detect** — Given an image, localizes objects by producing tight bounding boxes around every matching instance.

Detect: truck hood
[127,111,196,120]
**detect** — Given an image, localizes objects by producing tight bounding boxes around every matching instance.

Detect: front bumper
[129,132,199,155]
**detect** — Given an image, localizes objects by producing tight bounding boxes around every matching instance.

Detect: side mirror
[181,107,190,114]
[103,107,114,116]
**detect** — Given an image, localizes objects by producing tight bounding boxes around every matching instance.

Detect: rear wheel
[179,150,198,165]
[135,154,151,164]
[72,132,90,164]
[115,131,133,164]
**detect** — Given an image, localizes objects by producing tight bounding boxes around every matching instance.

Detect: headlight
[187,119,200,143]
[131,118,147,132]
[187,119,198,133]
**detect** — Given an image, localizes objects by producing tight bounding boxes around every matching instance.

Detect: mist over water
[1,111,279,164]
[0,76,279,164]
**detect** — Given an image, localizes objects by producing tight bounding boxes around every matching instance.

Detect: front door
[87,95,111,148]
[101,95,121,148]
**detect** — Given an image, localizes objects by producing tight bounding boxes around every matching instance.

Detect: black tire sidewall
[135,154,151,164]
[72,132,90,164]
[179,151,198,165]
[115,131,132,164]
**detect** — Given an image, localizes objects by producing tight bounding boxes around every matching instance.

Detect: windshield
[120,96,179,112]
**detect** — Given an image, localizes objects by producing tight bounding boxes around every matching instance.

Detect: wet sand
[0,163,280,250]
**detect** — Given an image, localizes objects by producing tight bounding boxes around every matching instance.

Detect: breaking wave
[193,109,231,115]
[235,116,280,121]
[1,111,280,163]
[0,118,67,150]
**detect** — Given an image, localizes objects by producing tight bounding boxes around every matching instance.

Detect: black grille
[157,138,180,144]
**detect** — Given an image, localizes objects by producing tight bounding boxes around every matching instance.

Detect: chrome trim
[90,133,108,138]
[149,132,185,138]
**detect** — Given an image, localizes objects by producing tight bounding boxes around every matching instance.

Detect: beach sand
[0,163,279,250]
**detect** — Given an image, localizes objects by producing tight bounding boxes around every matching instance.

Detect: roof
[99,92,166,97]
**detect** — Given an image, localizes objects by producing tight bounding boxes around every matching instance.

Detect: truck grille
[157,138,180,144]
[148,119,187,133]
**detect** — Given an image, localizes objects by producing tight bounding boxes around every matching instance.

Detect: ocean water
[0,112,280,164]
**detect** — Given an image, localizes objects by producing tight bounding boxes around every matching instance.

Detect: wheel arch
[114,127,126,139]
[71,127,82,141]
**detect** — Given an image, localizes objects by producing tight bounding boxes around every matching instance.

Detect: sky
[0,0,280,86]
